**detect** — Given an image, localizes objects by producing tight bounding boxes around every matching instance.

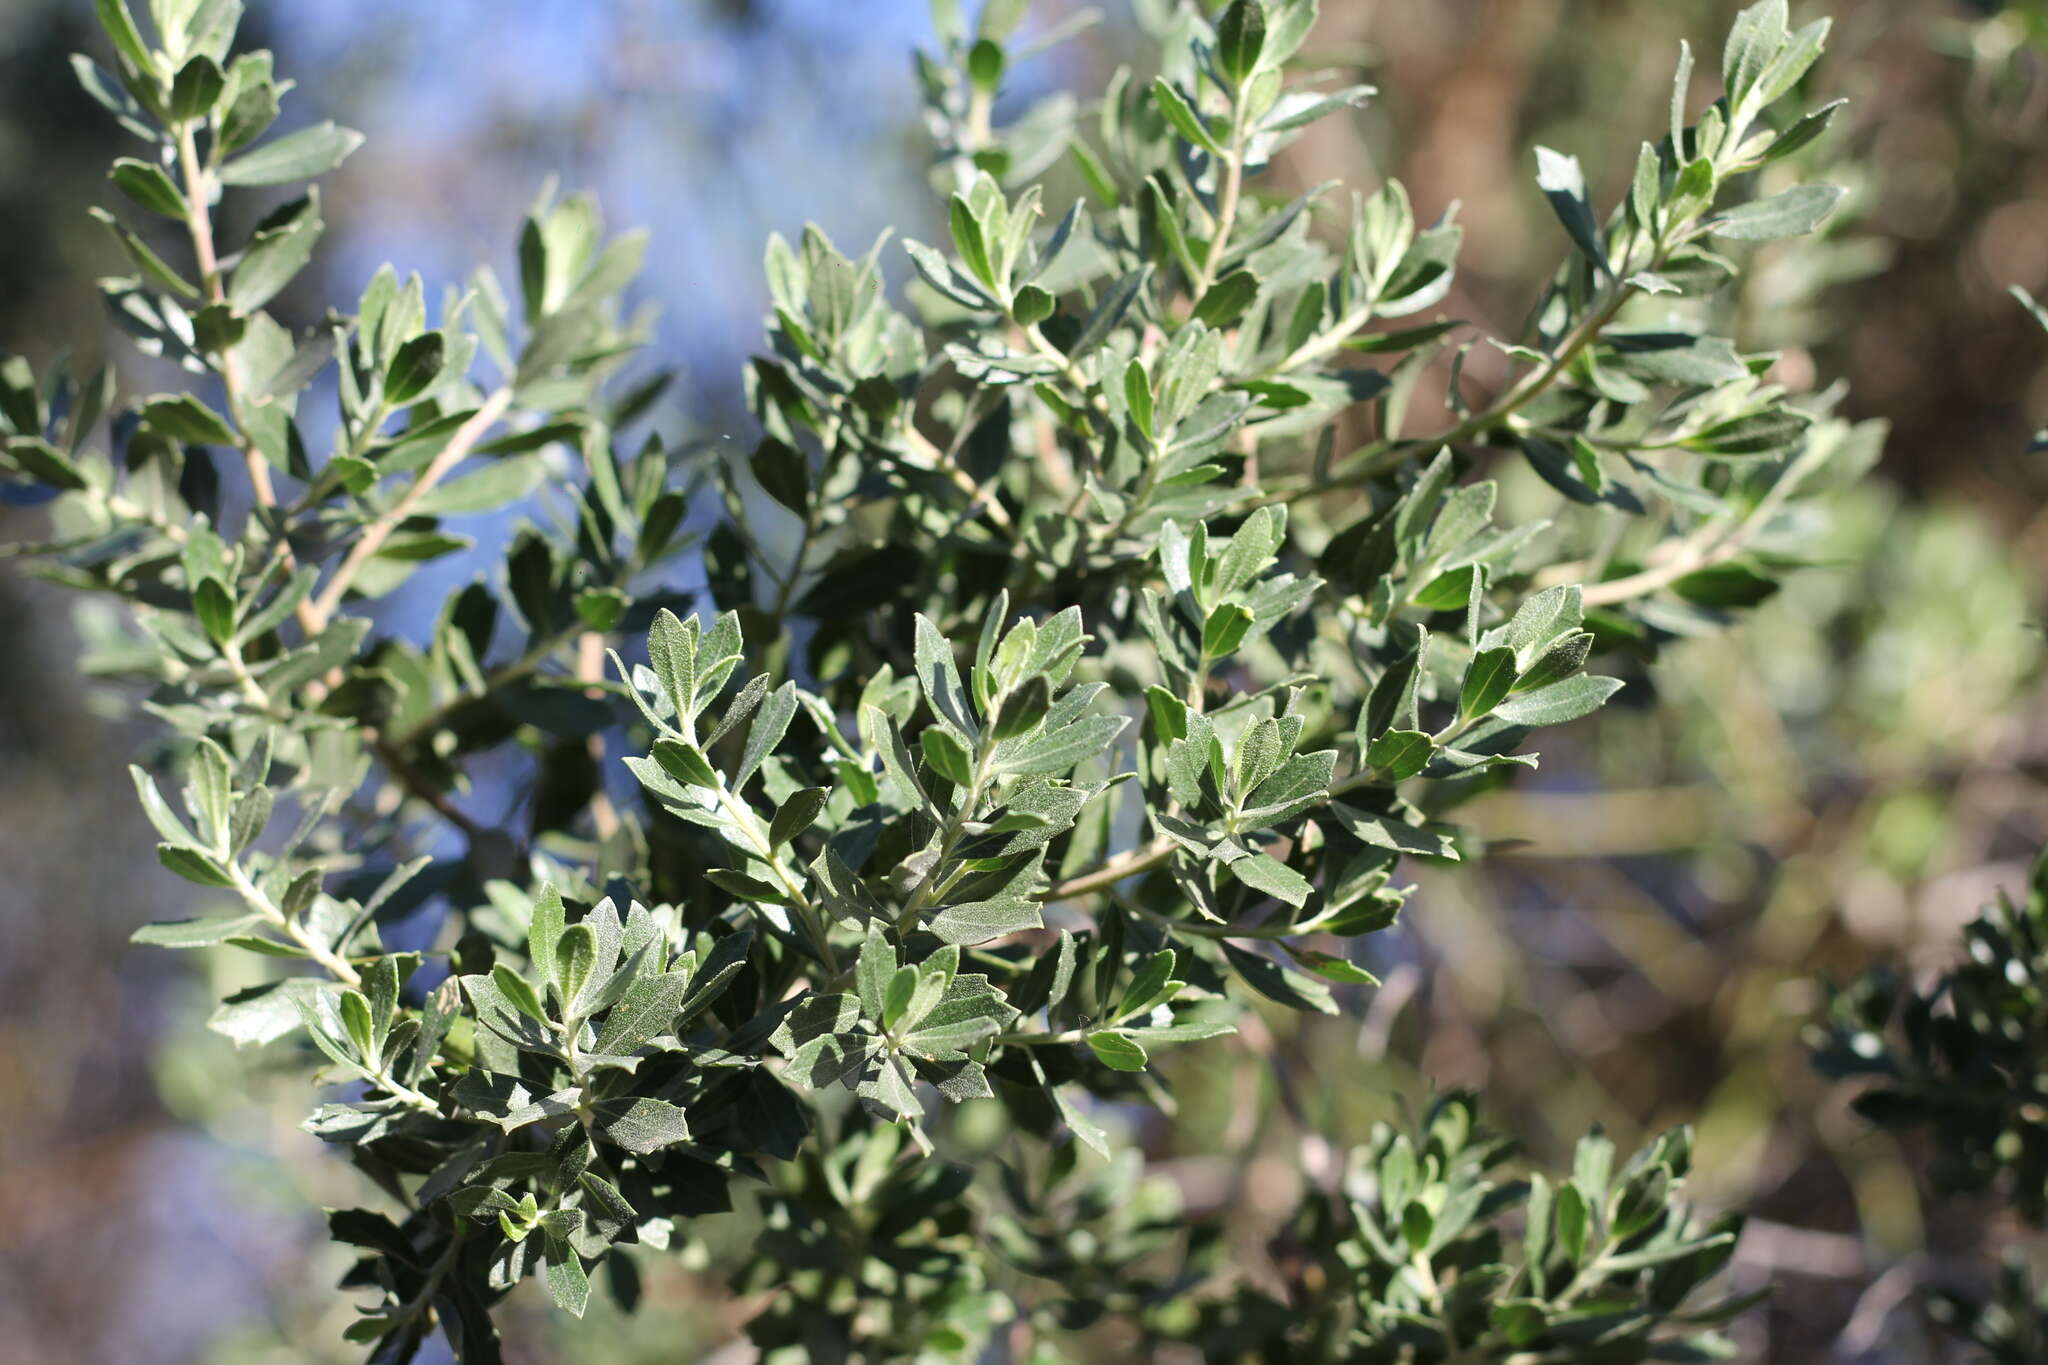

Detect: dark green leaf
[384,331,447,406]
[1216,0,1267,84]
[1459,647,1517,721]
[108,158,187,218]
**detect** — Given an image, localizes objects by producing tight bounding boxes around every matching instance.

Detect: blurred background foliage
[1,0,2044,1360]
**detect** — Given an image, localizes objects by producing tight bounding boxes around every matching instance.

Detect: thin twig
[175,119,321,637]
[369,734,488,846]
[1193,129,1247,298]
[578,630,621,843]
[304,386,514,630]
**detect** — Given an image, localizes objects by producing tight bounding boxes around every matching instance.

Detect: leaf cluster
[985,1095,1752,1362]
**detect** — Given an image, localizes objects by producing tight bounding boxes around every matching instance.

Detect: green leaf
[1680,407,1810,458]
[229,192,325,313]
[949,192,996,289]
[71,53,152,140]
[187,738,234,845]
[141,394,236,446]
[1401,1199,1435,1253]
[93,0,155,78]
[1191,269,1259,328]
[1515,631,1593,693]
[556,922,597,1015]
[1072,265,1152,358]
[219,121,365,186]
[1709,183,1845,240]
[977,0,1029,41]
[991,675,1050,740]
[219,56,283,153]
[1086,1030,1149,1071]
[1201,602,1254,658]
[491,963,549,1025]
[193,578,235,643]
[574,586,628,631]
[1491,1301,1547,1346]
[220,792,275,860]
[445,1186,523,1220]
[1227,850,1312,908]
[1762,98,1845,163]
[109,158,188,218]
[1412,565,1475,611]
[8,438,89,491]
[209,979,322,1048]
[750,437,809,514]
[1215,0,1267,85]
[1367,728,1433,781]
[1459,647,1517,721]
[383,330,447,406]
[192,304,245,355]
[1122,358,1155,439]
[1341,319,1461,354]
[1220,941,1338,1014]
[410,454,545,517]
[1606,332,1746,387]
[769,787,828,850]
[993,713,1127,777]
[158,843,235,887]
[338,989,376,1061]
[1010,283,1055,326]
[90,207,197,297]
[1722,0,1788,111]
[1151,77,1223,156]
[920,726,974,786]
[545,1236,591,1317]
[591,1096,692,1154]
[1534,146,1608,274]
[966,37,1004,94]
[131,766,196,846]
[928,897,1043,945]
[1118,949,1180,1020]
[1283,944,1380,985]
[527,884,565,986]
[1492,675,1623,727]
[132,914,264,948]
[704,868,791,905]
[645,608,695,716]
[882,965,919,1032]
[738,682,798,788]
[169,54,225,121]
[1671,560,1779,607]
[1555,1180,1590,1262]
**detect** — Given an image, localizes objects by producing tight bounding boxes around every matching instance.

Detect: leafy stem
[225,861,363,987]
[1192,118,1248,299]
[303,385,515,631]
[1046,767,1386,904]
[707,774,841,976]
[896,739,998,934]
[174,115,322,634]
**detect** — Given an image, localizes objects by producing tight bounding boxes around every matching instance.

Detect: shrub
[1814,847,2048,1360]
[985,1095,1753,1362]
[1,0,1861,1358]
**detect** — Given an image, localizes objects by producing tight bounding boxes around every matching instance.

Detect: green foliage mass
[1815,846,2048,1361]
[0,0,1868,1358]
